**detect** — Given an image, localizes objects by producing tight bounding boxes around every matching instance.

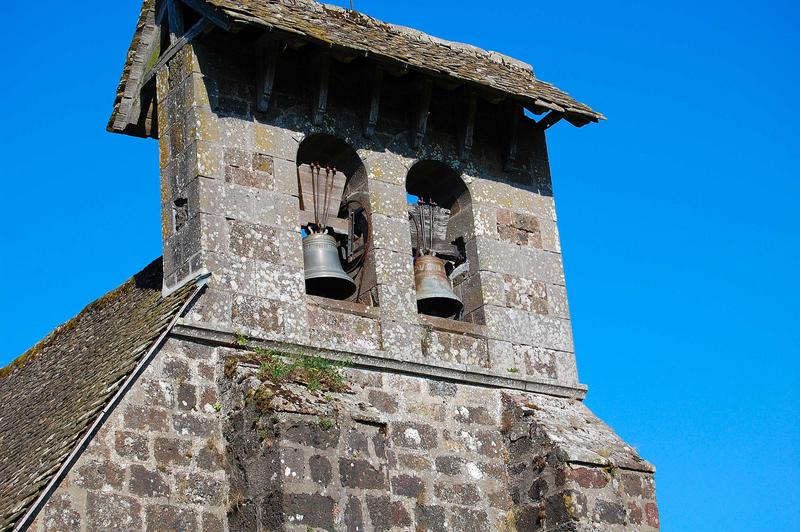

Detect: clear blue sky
[1,1,798,529]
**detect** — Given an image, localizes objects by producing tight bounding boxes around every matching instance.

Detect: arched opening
[296,134,377,304]
[406,161,482,321]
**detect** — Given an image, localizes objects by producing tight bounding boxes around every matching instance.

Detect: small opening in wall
[295,134,378,305]
[173,197,188,233]
[407,161,482,322]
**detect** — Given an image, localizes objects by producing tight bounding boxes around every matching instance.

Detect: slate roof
[0,259,202,531]
[109,0,603,135]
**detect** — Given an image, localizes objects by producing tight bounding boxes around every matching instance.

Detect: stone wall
[30,338,228,532]
[156,38,581,395]
[220,345,658,531]
[30,336,658,532]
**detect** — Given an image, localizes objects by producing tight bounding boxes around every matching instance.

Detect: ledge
[418,314,487,338]
[171,322,588,400]
[307,295,380,319]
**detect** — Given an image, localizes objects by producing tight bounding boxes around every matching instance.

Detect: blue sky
[0,1,798,529]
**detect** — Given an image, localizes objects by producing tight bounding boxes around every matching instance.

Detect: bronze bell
[303,233,357,299]
[414,255,463,318]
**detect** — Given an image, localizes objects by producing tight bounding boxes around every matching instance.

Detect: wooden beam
[363,65,383,138]
[156,0,169,25]
[504,101,521,171]
[256,42,279,113]
[457,90,477,161]
[166,0,185,43]
[412,78,433,150]
[179,0,233,30]
[537,111,562,130]
[312,54,330,126]
[140,17,212,88]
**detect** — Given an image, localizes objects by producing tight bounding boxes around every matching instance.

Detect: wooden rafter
[180,0,234,30]
[312,54,331,126]
[457,90,477,161]
[140,17,212,87]
[412,78,433,150]
[256,41,280,113]
[537,111,562,130]
[363,65,383,138]
[504,101,521,171]
[166,0,185,43]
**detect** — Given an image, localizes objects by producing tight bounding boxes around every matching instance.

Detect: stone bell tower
[78,0,661,529]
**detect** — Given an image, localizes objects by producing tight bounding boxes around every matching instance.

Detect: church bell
[303,233,357,299]
[414,255,463,319]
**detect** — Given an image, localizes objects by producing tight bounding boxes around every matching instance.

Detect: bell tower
[99,0,659,529]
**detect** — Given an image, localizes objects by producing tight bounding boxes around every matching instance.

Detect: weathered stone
[283,419,341,449]
[427,380,457,397]
[414,504,448,532]
[391,474,425,498]
[567,466,609,489]
[177,382,197,411]
[645,502,660,528]
[450,507,489,530]
[594,499,626,525]
[114,430,149,461]
[38,493,81,531]
[434,455,464,475]
[174,412,217,437]
[366,495,412,531]
[309,454,332,486]
[343,497,365,531]
[368,389,399,414]
[283,493,335,530]
[175,471,226,506]
[145,504,198,531]
[86,493,141,530]
[123,405,169,432]
[154,437,193,466]
[129,465,169,497]
[433,482,480,505]
[339,457,387,489]
[74,459,124,491]
[391,422,438,450]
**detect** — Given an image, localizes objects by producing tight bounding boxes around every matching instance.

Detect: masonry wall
[30,338,227,532]
[156,40,580,396]
[32,336,658,532]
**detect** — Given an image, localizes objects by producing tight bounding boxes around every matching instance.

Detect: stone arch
[406,160,483,321]
[295,133,378,305]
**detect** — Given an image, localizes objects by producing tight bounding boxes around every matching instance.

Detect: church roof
[0,260,203,531]
[109,0,603,135]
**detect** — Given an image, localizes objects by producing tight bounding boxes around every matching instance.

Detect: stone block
[114,430,149,461]
[483,306,574,353]
[433,482,480,505]
[228,220,280,262]
[390,474,425,498]
[475,236,565,285]
[86,493,141,530]
[309,454,332,486]
[123,405,169,432]
[391,422,438,450]
[365,495,412,531]
[145,505,198,531]
[175,471,226,506]
[339,457,387,489]
[231,295,283,335]
[371,213,412,253]
[73,458,124,491]
[154,437,193,467]
[369,179,409,218]
[129,465,169,497]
